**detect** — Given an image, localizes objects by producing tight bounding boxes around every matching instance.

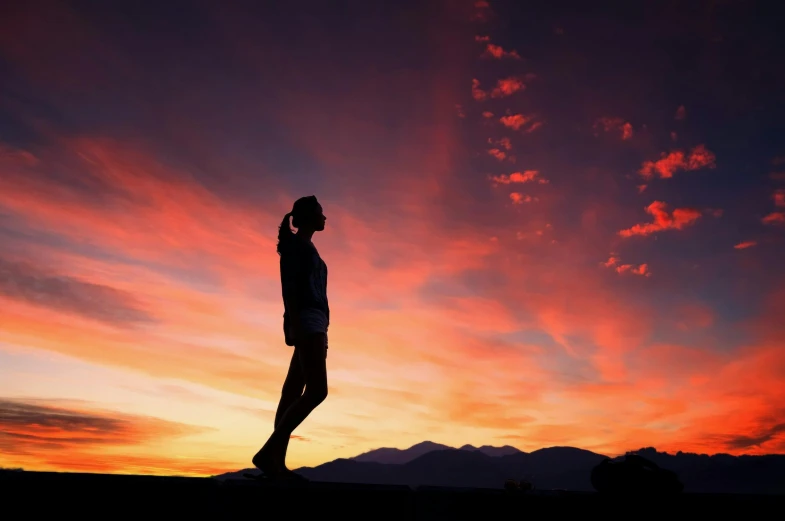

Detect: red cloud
[675,105,686,120]
[593,117,633,140]
[639,144,717,179]
[475,35,490,42]
[762,212,785,225]
[499,113,536,131]
[526,121,543,133]
[482,111,494,118]
[602,256,650,276]
[483,44,521,60]
[509,192,533,204]
[619,201,702,237]
[774,189,785,207]
[490,170,540,185]
[487,148,506,161]
[487,137,512,150]
[734,241,757,250]
[471,78,486,101]
[490,77,525,98]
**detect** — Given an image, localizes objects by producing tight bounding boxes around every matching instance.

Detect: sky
[1,0,785,476]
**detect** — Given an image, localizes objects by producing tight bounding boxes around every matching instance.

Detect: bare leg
[274,349,305,468]
[254,333,328,475]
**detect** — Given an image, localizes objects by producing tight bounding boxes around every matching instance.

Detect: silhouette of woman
[252,195,329,481]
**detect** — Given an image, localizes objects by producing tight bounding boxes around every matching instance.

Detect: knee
[305,385,328,405]
[281,380,304,399]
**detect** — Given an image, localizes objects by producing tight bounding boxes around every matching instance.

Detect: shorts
[286,308,328,344]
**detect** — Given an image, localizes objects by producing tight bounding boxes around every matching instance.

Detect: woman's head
[277,195,326,254]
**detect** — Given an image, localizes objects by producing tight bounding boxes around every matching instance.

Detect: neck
[296,229,315,242]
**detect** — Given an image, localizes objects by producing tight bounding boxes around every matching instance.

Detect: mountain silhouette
[459,444,522,457]
[351,441,454,464]
[216,442,785,493]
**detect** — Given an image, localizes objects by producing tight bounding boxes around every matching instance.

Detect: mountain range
[216,442,785,494]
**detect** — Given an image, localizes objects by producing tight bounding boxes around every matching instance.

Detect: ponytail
[276,212,294,255]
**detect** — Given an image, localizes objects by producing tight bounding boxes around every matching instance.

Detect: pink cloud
[639,144,717,179]
[637,184,648,194]
[490,170,540,185]
[475,35,490,42]
[619,201,703,237]
[675,105,686,120]
[483,44,521,60]
[734,241,757,250]
[762,212,785,225]
[671,131,678,141]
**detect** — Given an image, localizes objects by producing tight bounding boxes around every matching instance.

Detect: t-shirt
[280,235,329,345]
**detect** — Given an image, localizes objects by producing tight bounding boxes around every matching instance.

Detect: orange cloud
[619,201,702,237]
[734,241,757,250]
[483,44,521,60]
[762,212,785,225]
[489,170,541,185]
[490,76,525,98]
[639,144,717,179]
[0,398,229,475]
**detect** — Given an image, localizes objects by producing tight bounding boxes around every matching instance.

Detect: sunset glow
[1,1,784,476]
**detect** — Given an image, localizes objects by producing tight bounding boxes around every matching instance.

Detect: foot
[252,448,284,477]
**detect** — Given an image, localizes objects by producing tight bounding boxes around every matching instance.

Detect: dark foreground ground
[2,470,783,520]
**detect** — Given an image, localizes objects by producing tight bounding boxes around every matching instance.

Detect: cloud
[487,137,511,150]
[639,144,717,179]
[487,148,506,161]
[499,113,536,131]
[471,78,487,101]
[602,256,650,277]
[509,192,534,204]
[0,398,210,462]
[762,212,785,225]
[723,422,785,450]
[774,189,785,207]
[490,76,525,98]
[474,35,490,42]
[0,257,154,327]
[482,111,494,118]
[593,117,633,140]
[619,201,702,237]
[489,170,541,185]
[483,44,521,60]
[734,241,757,250]
[675,105,686,120]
